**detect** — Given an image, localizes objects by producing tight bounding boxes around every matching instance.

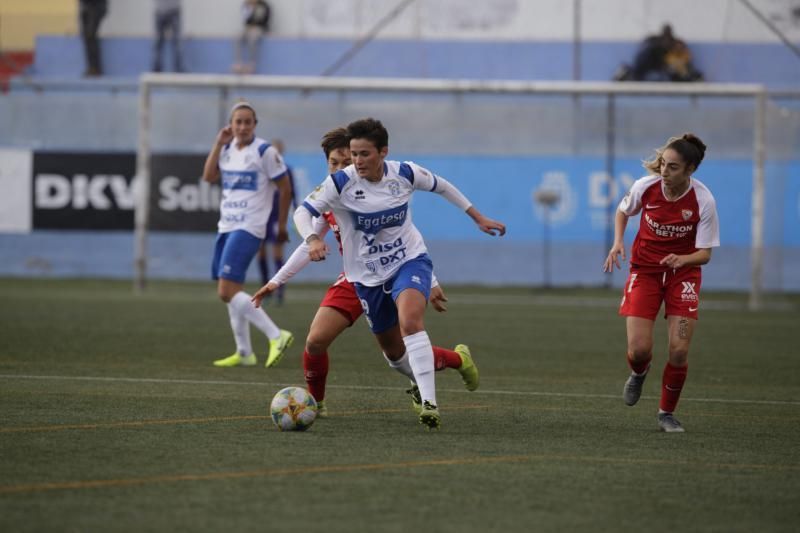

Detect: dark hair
[346,117,388,150]
[643,132,707,174]
[320,127,349,158]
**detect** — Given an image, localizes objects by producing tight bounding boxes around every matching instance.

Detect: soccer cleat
[623,365,650,406]
[316,400,328,419]
[418,400,441,430]
[657,412,685,433]
[213,352,256,367]
[406,385,422,414]
[265,329,294,368]
[454,344,479,391]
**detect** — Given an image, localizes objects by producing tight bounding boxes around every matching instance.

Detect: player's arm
[429,274,448,312]
[659,248,712,269]
[262,145,292,243]
[603,209,630,272]
[202,126,233,183]
[252,216,331,308]
[274,173,293,243]
[604,178,646,272]
[268,217,331,286]
[294,180,336,262]
[411,163,506,237]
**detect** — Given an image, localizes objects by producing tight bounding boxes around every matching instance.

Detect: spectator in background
[256,138,297,304]
[152,0,184,72]
[232,0,272,74]
[614,24,703,82]
[79,0,108,77]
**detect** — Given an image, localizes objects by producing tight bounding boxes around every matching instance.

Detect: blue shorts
[211,230,262,283]
[354,254,433,334]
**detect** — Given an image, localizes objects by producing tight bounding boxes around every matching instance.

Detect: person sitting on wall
[614,24,704,82]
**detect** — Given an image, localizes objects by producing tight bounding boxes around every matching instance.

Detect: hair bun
[682,133,707,161]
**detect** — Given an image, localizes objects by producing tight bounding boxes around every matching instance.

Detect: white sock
[383,351,416,382]
[230,291,281,340]
[404,331,436,405]
[226,300,251,356]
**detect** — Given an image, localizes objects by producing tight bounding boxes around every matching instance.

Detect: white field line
[1,374,798,407]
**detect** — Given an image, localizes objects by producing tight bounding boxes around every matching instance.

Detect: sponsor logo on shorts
[681,281,698,302]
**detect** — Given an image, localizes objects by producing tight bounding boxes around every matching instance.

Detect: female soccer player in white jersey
[201,101,294,368]
[251,127,480,418]
[603,133,720,433]
[294,118,506,429]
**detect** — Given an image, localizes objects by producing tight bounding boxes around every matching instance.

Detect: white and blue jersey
[300,160,470,287]
[217,136,288,239]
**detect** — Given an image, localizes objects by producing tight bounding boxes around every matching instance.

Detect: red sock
[660,362,688,413]
[627,353,652,375]
[432,346,462,371]
[303,350,329,402]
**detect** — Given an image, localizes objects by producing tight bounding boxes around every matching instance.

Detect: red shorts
[319,273,364,325]
[619,268,702,320]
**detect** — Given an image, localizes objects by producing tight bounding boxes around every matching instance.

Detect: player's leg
[432,344,479,391]
[213,230,291,367]
[657,314,695,432]
[619,270,661,405]
[303,306,351,417]
[658,268,701,432]
[305,278,363,416]
[210,232,254,366]
[392,255,440,429]
[214,277,256,367]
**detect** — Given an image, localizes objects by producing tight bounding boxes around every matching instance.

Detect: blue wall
[31,35,800,87]
[2,152,798,291]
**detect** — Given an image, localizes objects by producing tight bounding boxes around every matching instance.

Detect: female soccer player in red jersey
[252,127,479,418]
[603,133,720,433]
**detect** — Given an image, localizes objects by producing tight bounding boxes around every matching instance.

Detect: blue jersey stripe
[258,143,270,157]
[302,201,321,218]
[398,162,414,184]
[430,174,438,192]
[331,170,350,194]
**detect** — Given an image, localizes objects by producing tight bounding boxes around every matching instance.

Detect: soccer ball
[270,386,318,431]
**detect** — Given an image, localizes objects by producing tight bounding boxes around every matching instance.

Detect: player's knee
[218,291,232,303]
[305,336,330,355]
[627,345,652,362]
[668,347,689,366]
[398,317,424,337]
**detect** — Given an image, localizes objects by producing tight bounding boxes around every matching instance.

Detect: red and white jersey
[619,175,719,272]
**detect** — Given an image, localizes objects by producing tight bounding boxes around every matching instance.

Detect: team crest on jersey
[682,209,693,221]
[387,180,401,197]
[365,260,377,273]
[309,183,324,199]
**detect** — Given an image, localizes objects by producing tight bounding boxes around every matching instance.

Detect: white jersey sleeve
[618,175,660,216]
[299,175,338,220]
[270,216,331,286]
[261,145,289,180]
[693,179,720,249]
[405,162,472,211]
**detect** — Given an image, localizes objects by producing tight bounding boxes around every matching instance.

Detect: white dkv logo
[681,282,697,295]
